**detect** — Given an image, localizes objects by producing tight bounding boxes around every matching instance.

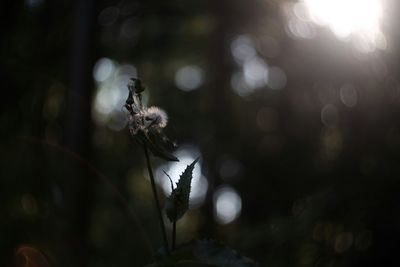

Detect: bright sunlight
[303,0,383,38]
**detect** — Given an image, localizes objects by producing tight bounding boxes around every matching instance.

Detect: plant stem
[143,143,170,254]
[172,221,176,250]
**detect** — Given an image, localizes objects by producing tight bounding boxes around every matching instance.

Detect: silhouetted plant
[123,78,258,267]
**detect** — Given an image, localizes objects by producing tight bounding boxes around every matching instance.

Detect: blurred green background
[1,0,400,266]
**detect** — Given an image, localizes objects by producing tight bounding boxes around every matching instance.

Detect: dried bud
[126,91,134,105]
[127,78,135,92]
[124,78,178,161]
[134,78,145,93]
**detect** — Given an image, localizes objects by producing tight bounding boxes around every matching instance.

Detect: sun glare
[303,0,382,38]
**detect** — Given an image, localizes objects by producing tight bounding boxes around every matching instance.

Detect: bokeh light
[231,71,253,97]
[92,58,137,131]
[213,186,242,225]
[243,57,269,89]
[321,104,339,127]
[286,18,316,39]
[334,232,354,253]
[340,84,358,107]
[175,65,204,91]
[93,58,115,83]
[231,35,257,65]
[230,34,287,96]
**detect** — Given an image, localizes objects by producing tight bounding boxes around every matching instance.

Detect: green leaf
[165,159,199,222]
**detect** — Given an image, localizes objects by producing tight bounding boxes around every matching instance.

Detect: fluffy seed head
[143,106,168,129]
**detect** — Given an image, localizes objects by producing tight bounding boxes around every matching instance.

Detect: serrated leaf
[165,159,199,222]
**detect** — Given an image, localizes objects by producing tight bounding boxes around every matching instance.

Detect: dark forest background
[1,0,400,266]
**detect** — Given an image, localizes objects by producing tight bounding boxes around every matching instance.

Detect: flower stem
[172,221,177,250]
[143,143,170,254]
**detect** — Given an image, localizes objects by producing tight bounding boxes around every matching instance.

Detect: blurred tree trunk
[205,0,234,234]
[64,0,95,266]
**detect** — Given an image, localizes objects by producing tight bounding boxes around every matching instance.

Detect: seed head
[143,106,168,129]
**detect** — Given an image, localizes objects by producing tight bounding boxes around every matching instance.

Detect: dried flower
[143,106,168,129]
[124,78,178,162]
[124,78,168,135]
[128,106,168,135]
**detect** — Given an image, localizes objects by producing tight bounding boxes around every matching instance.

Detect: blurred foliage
[152,239,258,267]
